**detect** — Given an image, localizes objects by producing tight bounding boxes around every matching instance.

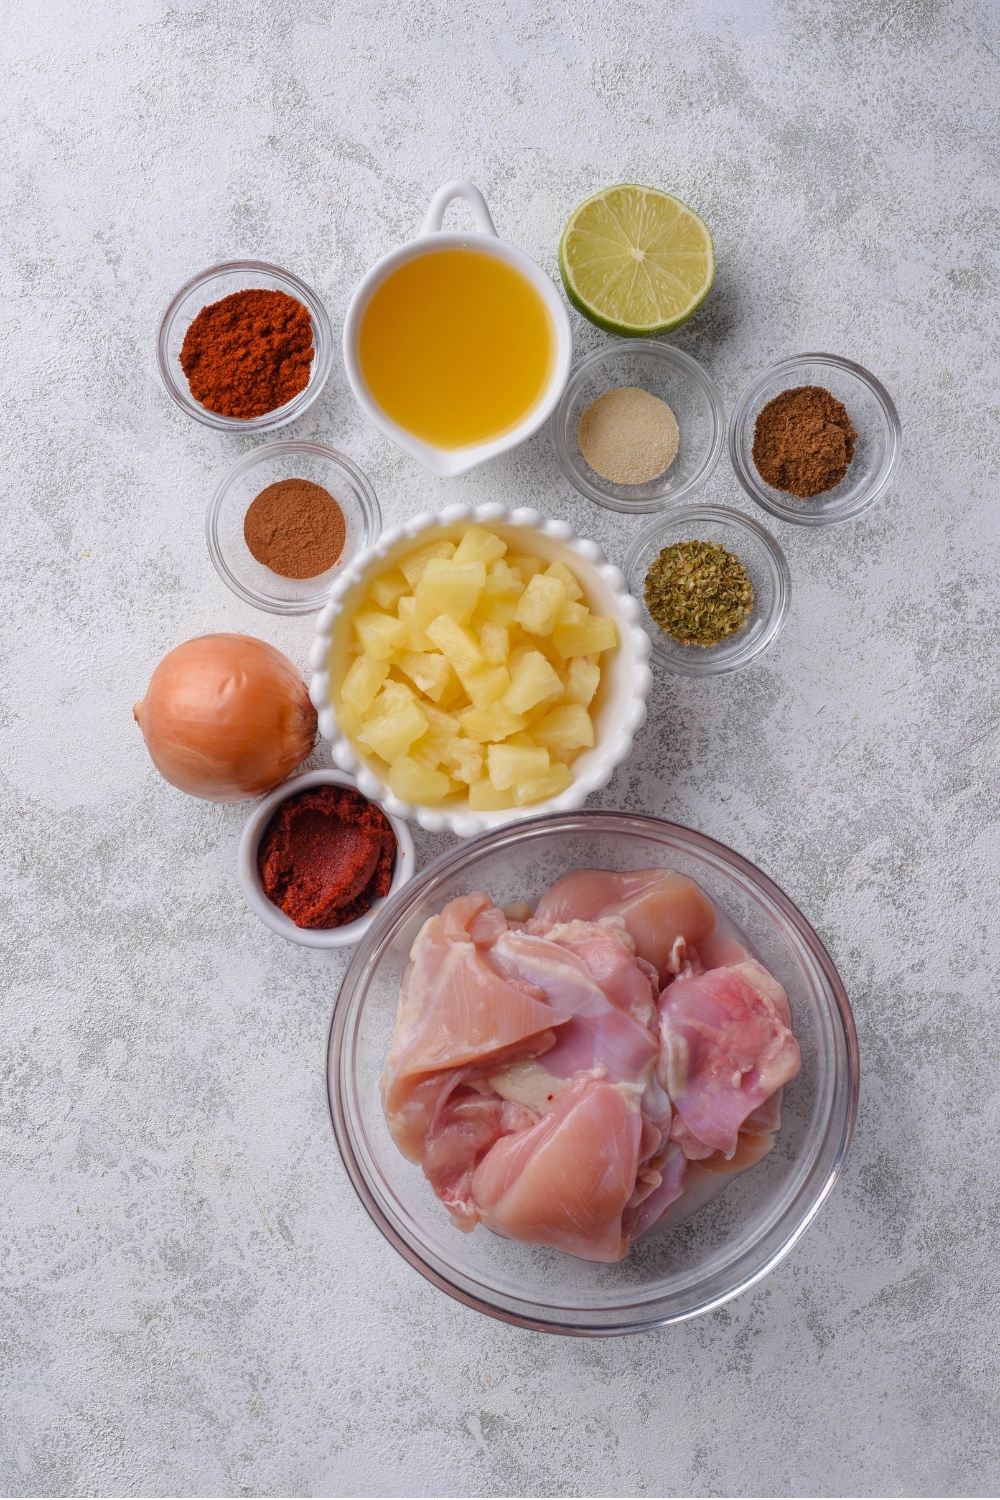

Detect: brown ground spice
[244,478,346,579]
[180,288,314,419]
[752,385,858,498]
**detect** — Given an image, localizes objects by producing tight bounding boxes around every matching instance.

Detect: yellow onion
[133,633,317,801]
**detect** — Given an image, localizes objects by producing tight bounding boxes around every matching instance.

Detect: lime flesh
[559,184,715,336]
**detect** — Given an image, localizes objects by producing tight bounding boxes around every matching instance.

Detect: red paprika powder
[180,288,314,419]
[257,783,397,929]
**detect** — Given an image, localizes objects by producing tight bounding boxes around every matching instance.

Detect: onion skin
[133,633,317,801]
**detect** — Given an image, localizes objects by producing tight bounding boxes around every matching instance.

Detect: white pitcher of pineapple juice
[343,180,573,477]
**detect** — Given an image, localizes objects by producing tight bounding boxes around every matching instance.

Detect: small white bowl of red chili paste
[238,769,415,948]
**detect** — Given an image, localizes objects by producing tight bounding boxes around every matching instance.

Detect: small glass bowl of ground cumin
[550,341,725,513]
[157,260,334,432]
[238,770,415,949]
[623,505,790,676]
[728,353,901,526]
[207,441,381,615]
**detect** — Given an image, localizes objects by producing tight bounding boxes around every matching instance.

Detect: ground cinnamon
[752,385,857,497]
[244,479,346,579]
[180,288,314,419]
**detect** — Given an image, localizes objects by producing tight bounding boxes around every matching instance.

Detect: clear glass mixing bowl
[327,811,858,1335]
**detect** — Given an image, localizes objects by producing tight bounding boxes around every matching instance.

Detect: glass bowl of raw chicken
[328,811,858,1335]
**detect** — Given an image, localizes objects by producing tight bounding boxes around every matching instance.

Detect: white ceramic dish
[342,179,573,477]
[308,502,653,838]
[237,769,415,949]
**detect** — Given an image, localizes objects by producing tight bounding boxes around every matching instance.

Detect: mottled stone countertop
[2,1,998,1495]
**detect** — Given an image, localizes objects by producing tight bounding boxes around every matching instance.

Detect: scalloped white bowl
[308,503,653,837]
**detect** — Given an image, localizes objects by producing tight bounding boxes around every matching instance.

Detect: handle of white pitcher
[420,179,498,237]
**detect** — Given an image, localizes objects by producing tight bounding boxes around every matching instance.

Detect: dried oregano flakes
[643,539,754,647]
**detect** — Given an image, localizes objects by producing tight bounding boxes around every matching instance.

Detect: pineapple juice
[358,248,555,449]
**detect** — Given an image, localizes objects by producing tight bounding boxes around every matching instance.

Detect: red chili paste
[257,784,397,929]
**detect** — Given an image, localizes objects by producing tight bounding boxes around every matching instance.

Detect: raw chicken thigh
[381,870,801,1262]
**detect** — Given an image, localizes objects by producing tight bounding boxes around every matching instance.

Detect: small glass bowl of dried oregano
[728,352,901,526]
[623,505,790,676]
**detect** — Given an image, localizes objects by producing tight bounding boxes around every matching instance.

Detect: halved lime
[559,184,715,337]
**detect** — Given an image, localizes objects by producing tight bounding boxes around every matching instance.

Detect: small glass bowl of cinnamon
[728,353,901,526]
[207,441,382,615]
[157,260,334,432]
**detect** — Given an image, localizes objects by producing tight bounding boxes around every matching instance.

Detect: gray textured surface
[2,1,998,1495]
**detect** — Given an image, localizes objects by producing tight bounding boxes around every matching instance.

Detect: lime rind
[559,183,715,337]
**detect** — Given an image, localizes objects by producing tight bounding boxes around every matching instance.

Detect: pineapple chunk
[414,558,486,623]
[553,614,618,658]
[453,525,508,567]
[426,615,484,674]
[483,561,525,599]
[437,737,484,785]
[468,780,516,811]
[340,653,389,715]
[334,700,364,740]
[388,756,451,804]
[514,572,567,637]
[369,568,409,611]
[357,698,428,762]
[507,553,546,582]
[457,662,511,710]
[502,651,563,714]
[565,656,601,708]
[397,594,438,652]
[458,703,528,742]
[531,703,595,751]
[474,593,521,630]
[555,599,590,629]
[396,651,455,703]
[368,680,417,717]
[354,610,407,660]
[544,560,584,602]
[487,741,550,791]
[513,763,574,805]
[408,733,447,771]
[398,538,455,588]
[421,703,462,738]
[478,622,509,665]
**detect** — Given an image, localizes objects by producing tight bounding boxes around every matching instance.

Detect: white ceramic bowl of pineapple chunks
[308,502,652,837]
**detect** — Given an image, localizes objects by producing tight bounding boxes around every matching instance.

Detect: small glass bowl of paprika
[157,260,335,432]
[238,769,415,949]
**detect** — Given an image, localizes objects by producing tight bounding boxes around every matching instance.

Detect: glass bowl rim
[727,351,902,527]
[622,503,791,677]
[550,340,726,513]
[206,439,382,616]
[326,808,859,1336]
[156,258,335,432]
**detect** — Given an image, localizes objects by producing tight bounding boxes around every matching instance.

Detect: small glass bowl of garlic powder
[551,341,725,513]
